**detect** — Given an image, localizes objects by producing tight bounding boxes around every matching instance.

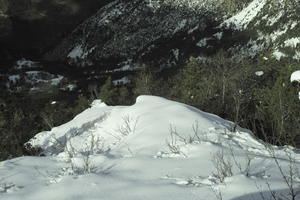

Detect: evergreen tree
[98,77,119,105]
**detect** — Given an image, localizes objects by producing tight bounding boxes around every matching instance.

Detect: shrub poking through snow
[165,125,186,157]
[116,115,139,136]
[212,149,233,183]
[66,133,110,175]
[265,145,300,200]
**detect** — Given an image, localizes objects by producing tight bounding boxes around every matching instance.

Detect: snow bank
[1,96,300,200]
[28,95,238,155]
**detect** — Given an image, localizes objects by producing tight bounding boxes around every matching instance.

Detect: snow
[113,65,131,72]
[270,25,289,42]
[196,37,211,47]
[222,0,267,30]
[14,58,38,69]
[290,21,298,29]
[24,71,64,86]
[290,70,300,83]
[1,96,300,200]
[6,71,64,91]
[272,50,287,60]
[171,49,180,61]
[173,19,187,33]
[65,84,77,91]
[8,75,20,83]
[68,45,96,60]
[188,25,199,34]
[213,32,223,40]
[293,51,300,60]
[284,37,300,48]
[255,71,264,76]
[267,11,283,26]
[112,76,130,85]
[68,45,84,59]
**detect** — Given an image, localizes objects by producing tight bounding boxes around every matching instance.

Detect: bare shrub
[212,149,233,183]
[211,186,224,200]
[229,146,254,177]
[265,146,300,200]
[190,120,208,142]
[65,133,110,175]
[166,126,182,155]
[41,111,54,130]
[117,115,139,136]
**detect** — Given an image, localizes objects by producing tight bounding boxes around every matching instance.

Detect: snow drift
[0,96,300,200]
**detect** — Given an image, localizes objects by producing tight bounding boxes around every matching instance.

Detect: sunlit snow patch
[14,58,39,69]
[222,0,267,30]
[284,37,300,48]
[291,70,300,83]
[255,71,264,76]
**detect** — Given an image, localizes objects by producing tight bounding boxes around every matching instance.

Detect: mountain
[0,95,299,199]
[45,0,300,70]
[0,0,112,60]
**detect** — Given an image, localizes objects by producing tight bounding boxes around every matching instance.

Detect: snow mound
[29,95,254,156]
[291,70,300,83]
[1,96,300,200]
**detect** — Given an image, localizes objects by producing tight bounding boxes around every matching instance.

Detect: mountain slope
[0,0,111,60]
[45,0,300,69]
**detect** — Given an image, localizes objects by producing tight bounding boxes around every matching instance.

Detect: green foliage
[118,86,132,105]
[254,64,300,146]
[174,58,215,109]
[74,94,91,113]
[219,0,252,14]
[0,111,6,128]
[133,67,158,96]
[0,90,91,161]
[98,77,119,105]
[166,50,300,148]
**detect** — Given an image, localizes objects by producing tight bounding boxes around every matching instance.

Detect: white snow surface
[112,76,130,85]
[284,37,300,48]
[291,70,300,83]
[255,71,264,76]
[272,50,287,60]
[1,96,300,200]
[222,0,267,30]
[14,58,38,69]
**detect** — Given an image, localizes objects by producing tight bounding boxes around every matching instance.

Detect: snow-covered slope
[227,0,300,61]
[0,96,300,200]
[45,0,300,69]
